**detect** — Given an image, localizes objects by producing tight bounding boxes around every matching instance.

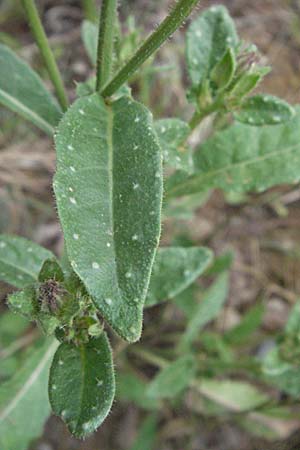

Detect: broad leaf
[155,119,191,172]
[167,107,300,198]
[49,333,115,438]
[180,272,229,348]
[196,378,269,412]
[186,5,238,86]
[0,234,54,288]
[81,20,98,65]
[0,339,57,450]
[0,44,62,135]
[235,95,295,126]
[54,94,162,342]
[145,246,213,307]
[147,355,196,399]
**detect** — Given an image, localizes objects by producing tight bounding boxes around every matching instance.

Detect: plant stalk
[96,0,118,92]
[22,0,68,111]
[101,0,201,97]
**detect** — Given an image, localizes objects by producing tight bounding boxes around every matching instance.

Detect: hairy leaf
[0,235,54,288]
[0,339,57,450]
[7,286,36,318]
[49,333,115,438]
[167,107,300,197]
[81,20,98,65]
[54,94,162,342]
[186,6,238,86]
[235,95,295,126]
[155,119,191,171]
[180,272,229,348]
[0,44,62,135]
[147,355,196,399]
[145,246,213,307]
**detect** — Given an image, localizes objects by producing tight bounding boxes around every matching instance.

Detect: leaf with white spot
[186,6,238,86]
[49,333,115,438]
[54,94,162,342]
[81,20,98,65]
[0,234,55,288]
[155,119,192,172]
[0,44,62,135]
[145,247,213,307]
[166,107,300,198]
[147,355,196,399]
[0,339,57,450]
[235,94,295,126]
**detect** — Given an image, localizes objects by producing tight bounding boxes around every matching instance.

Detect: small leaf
[81,20,98,65]
[235,94,295,126]
[147,355,196,399]
[38,258,64,283]
[0,44,62,135]
[224,303,264,345]
[0,339,57,450]
[166,107,300,198]
[7,286,36,318]
[180,272,229,348]
[155,119,192,172]
[0,235,55,288]
[210,47,236,90]
[130,414,158,450]
[229,72,262,99]
[186,5,238,86]
[49,333,115,438]
[195,378,269,412]
[145,246,213,307]
[54,94,162,342]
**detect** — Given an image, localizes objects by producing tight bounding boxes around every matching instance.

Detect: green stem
[96,0,118,92]
[22,0,68,111]
[82,0,98,23]
[101,0,201,97]
[130,346,169,369]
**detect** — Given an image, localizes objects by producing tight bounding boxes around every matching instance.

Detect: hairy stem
[101,0,201,97]
[22,0,68,111]
[96,0,118,92]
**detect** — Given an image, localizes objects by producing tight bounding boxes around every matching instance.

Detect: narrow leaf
[0,44,62,135]
[167,107,300,198]
[145,246,213,307]
[180,272,229,348]
[130,414,158,450]
[0,234,54,288]
[54,94,162,342]
[117,372,160,410]
[235,94,295,126]
[186,5,238,86]
[81,20,98,65]
[49,333,115,438]
[224,303,264,345]
[155,119,191,172]
[147,355,196,399]
[0,339,57,450]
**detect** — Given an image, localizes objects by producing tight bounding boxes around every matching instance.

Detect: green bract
[54,93,162,342]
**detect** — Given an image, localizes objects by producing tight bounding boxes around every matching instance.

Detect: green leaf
[38,258,64,282]
[210,47,236,90]
[186,5,238,86]
[147,355,196,399]
[163,191,211,219]
[195,378,269,412]
[117,372,160,410]
[285,301,300,335]
[224,303,265,345]
[54,94,162,342]
[145,246,213,307]
[0,339,57,450]
[81,20,98,65]
[0,311,29,347]
[154,119,192,172]
[0,44,62,135]
[0,234,55,288]
[7,286,36,318]
[49,333,115,438]
[229,73,262,99]
[180,272,229,348]
[235,95,295,126]
[166,107,300,198]
[130,414,158,450]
